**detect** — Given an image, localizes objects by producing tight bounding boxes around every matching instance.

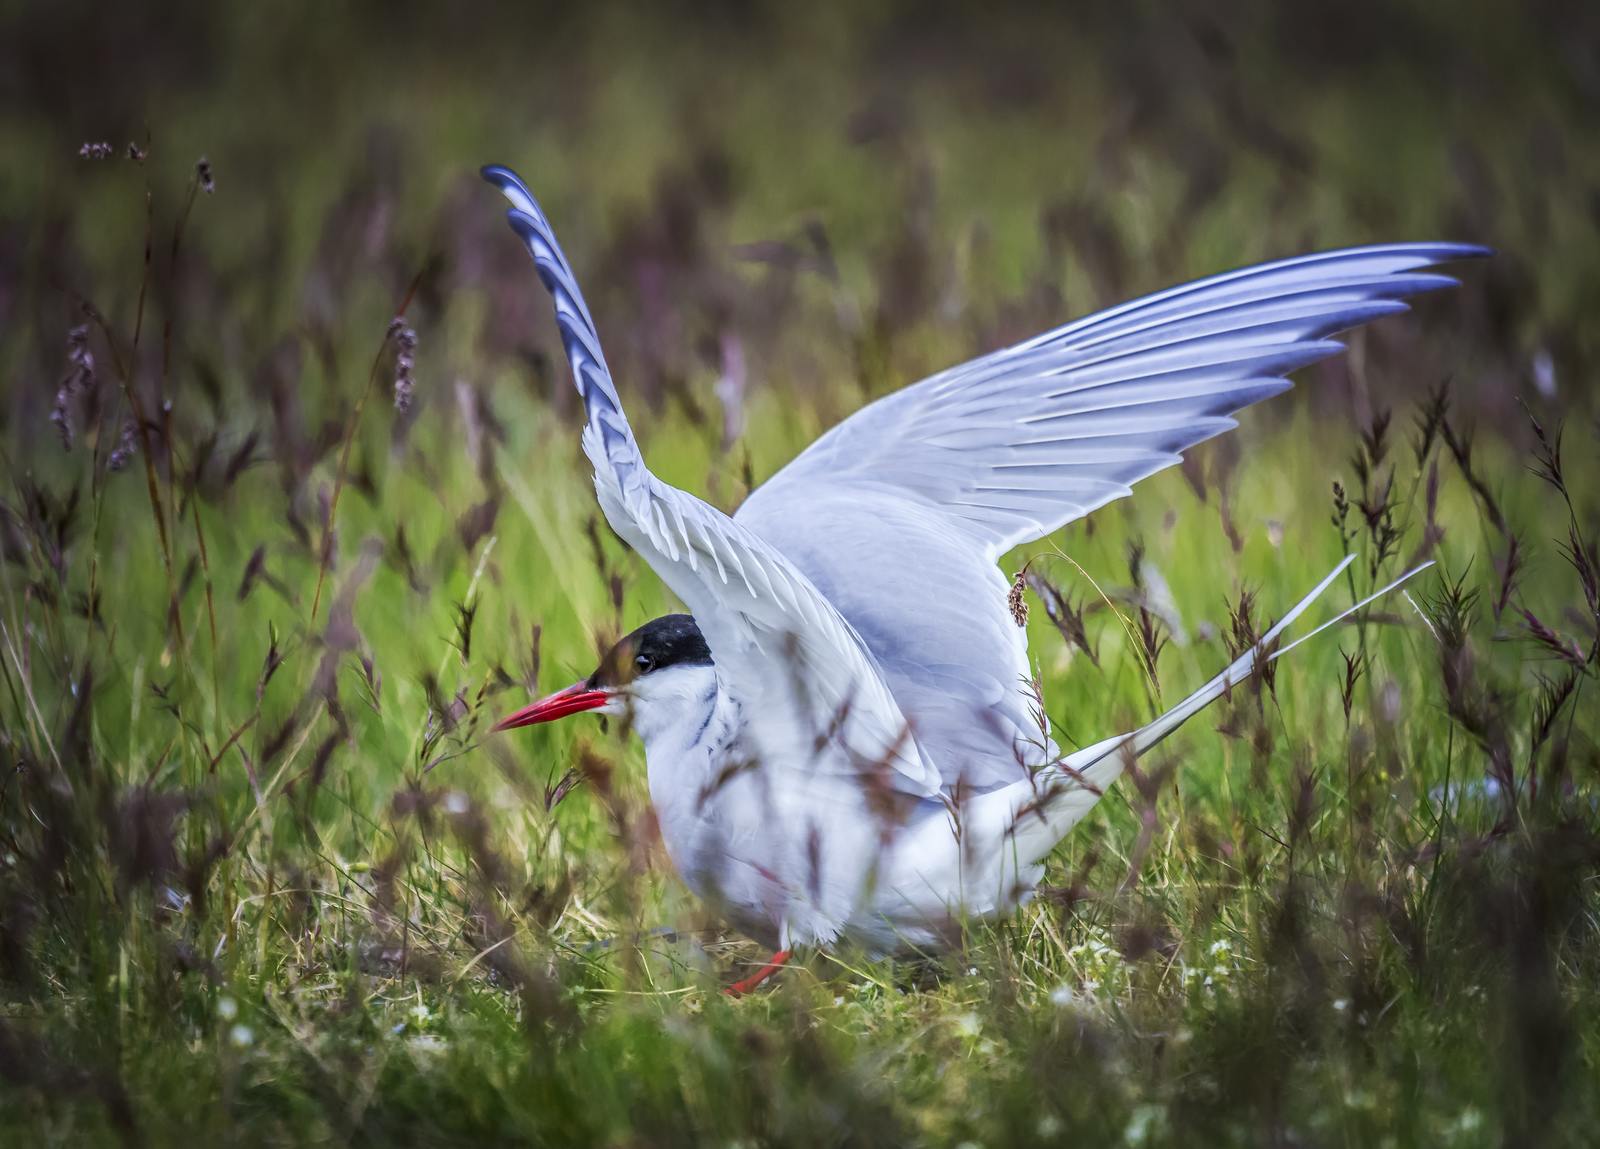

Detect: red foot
[724,949,792,996]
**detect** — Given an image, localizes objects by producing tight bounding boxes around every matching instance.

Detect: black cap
[588,614,713,688]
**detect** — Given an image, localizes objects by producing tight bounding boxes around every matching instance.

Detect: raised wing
[744,242,1489,557]
[737,242,1486,788]
[483,165,941,800]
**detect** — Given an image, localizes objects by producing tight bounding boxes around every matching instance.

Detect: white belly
[649,741,902,948]
[648,736,1059,953]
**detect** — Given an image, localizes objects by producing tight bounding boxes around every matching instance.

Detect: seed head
[390,318,418,412]
[196,156,214,194]
[51,385,73,450]
[1008,571,1029,627]
[51,324,98,449]
[67,324,94,374]
[107,419,138,471]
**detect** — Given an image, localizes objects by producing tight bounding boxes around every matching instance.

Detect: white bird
[483,163,1485,991]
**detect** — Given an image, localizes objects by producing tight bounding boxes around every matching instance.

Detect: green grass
[2,3,1598,1145]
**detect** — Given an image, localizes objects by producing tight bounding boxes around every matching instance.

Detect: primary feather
[484,165,941,804]
[738,240,1487,789]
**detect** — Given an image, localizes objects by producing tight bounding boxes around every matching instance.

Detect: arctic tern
[483,163,1485,991]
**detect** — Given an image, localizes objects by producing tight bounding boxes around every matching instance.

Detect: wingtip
[480,163,522,190]
[482,164,544,219]
[1439,241,1494,261]
[1381,240,1493,262]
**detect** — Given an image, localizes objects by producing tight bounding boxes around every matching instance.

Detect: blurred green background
[1,1,1598,1145]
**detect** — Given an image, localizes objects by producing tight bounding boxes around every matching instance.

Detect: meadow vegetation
[1,2,1598,1144]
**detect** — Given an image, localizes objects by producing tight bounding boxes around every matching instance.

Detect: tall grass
[1,3,1598,1144]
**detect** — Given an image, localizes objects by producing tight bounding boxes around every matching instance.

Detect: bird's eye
[634,654,654,674]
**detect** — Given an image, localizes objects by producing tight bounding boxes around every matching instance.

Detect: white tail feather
[1000,556,1435,866]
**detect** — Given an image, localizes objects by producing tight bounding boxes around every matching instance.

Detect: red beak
[492,680,610,731]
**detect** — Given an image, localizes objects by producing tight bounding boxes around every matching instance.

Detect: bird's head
[492,614,715,741]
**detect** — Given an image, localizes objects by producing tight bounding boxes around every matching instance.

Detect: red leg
[724,949,792,996]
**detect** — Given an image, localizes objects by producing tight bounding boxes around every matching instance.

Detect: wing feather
[737,240,1486,786]
[745,243,1487,556]
[484,165,940,799]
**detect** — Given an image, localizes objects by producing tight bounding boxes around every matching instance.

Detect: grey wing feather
[744,243,1488,557]
[483,165,941,799]
[737,241,1487,788]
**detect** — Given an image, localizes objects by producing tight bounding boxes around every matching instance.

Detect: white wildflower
[1124,1104,1166,1145]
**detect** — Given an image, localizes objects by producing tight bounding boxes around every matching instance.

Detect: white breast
[636,669,961,950]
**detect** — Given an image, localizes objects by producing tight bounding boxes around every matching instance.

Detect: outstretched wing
[483,165,940,799]
[746,242,1488,556]
[737,242,1487,787]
